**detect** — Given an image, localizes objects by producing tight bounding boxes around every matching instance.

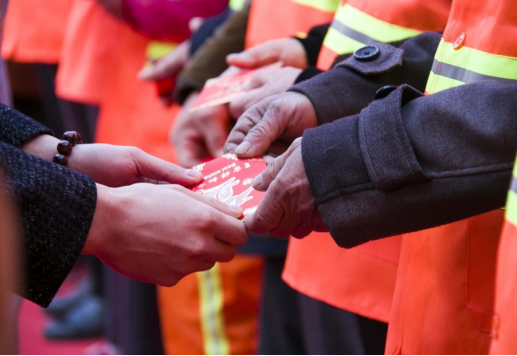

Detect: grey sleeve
[302,82,516,248]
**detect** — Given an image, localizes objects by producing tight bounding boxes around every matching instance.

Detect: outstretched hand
[225,92,318,158]
[227,38,308,69]
[245,138,327,238]
[21,134,203,187]
[85,183,248,286]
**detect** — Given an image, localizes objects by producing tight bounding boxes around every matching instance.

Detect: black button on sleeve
[353,45,380,61]
[375,85,398,100]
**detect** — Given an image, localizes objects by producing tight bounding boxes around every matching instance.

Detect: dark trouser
[259,257,388,355]
[104,268,164,355]
[34,64,98,142]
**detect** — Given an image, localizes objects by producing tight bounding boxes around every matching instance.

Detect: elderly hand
[245,138,327,238]
[225,92,317,158]
[227,38,308,69]
[171,92,230,168]
[84,183,247,286]
[228,66,302,119]
[21,134,203,187]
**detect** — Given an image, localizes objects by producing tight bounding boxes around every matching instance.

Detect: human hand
[245,138,326,238]
[21,134,203,187]
[225,92,317,158]
[171,92,230,168]
[138,40,190,81]
[84,183,247,286]
[228,66,302,119]
[227,38,308,69]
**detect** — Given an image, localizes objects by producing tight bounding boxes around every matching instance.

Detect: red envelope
[191,154,266,218]
[189,62,282,112]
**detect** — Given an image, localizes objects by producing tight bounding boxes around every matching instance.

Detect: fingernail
[186,170,203,180]
[138,67,153,79]
[251,175,262,188]
[235,141,251,155]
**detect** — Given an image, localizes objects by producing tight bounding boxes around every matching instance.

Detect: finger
[202,113,229,159]
[242,70,270,91]
[178,187,244,219]
[202,240,237,263]
[291,221,314,239]
[251,153,288,191]
[226,42,279,68]
[245,189,284,235]
[224,102,266,153]
[138,51,183,81]
[211,211,249,247]
[233,104,287,158]
[228,90,259,119]
[189,17,204,32]
[132,148,203,186]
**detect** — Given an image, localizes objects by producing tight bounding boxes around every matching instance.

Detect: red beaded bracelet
[52,131,83,166]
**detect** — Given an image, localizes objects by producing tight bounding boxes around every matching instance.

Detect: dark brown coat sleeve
[289,32,442,125]
[302,82,516,248]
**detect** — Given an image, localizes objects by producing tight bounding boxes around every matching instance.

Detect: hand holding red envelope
[189,62,282,112]
[191,154,266,219]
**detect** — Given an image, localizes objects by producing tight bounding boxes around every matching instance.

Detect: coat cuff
[0,104,53,148]
[0,144,97,307]
[302,85,429,247]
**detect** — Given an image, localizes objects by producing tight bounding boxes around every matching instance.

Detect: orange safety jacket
[386,0,517,353]
[316,0,450,70]
[491,161,517,354]
[246,0,339,49]
[2,0,73,63]
[282,0,450,324]
[55,0,124,104]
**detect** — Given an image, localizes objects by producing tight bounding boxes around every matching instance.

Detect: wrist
[82,184,120,257]
[21,134,59,162]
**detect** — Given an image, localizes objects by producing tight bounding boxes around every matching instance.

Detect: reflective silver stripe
[330,19,378,46]
[432,59,517,86]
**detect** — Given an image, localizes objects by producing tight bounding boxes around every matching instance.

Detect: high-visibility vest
[55,0,124,104]
[246,0,340,49]
[386,0,517,353]
[2,0,73,63]
[317,0,450,70]
[283,0,450,324]
[491,161,517,354]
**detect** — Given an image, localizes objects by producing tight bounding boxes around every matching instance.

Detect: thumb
[227,42,279,68]
[251,152,287,191]
[132,149,203,186]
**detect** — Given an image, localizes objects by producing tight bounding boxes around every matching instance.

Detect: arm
[290,31,442,124]
[303,82,516,248]
[0,142,96,307]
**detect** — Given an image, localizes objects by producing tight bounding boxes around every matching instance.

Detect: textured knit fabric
[0,104,53,148]
[0,104,97,307]
[302,81,517,248]
[290,32,442,125]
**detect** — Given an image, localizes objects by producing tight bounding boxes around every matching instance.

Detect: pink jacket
[121,0,229,42]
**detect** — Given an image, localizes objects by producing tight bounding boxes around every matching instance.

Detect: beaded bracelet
[52,131,83,166]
